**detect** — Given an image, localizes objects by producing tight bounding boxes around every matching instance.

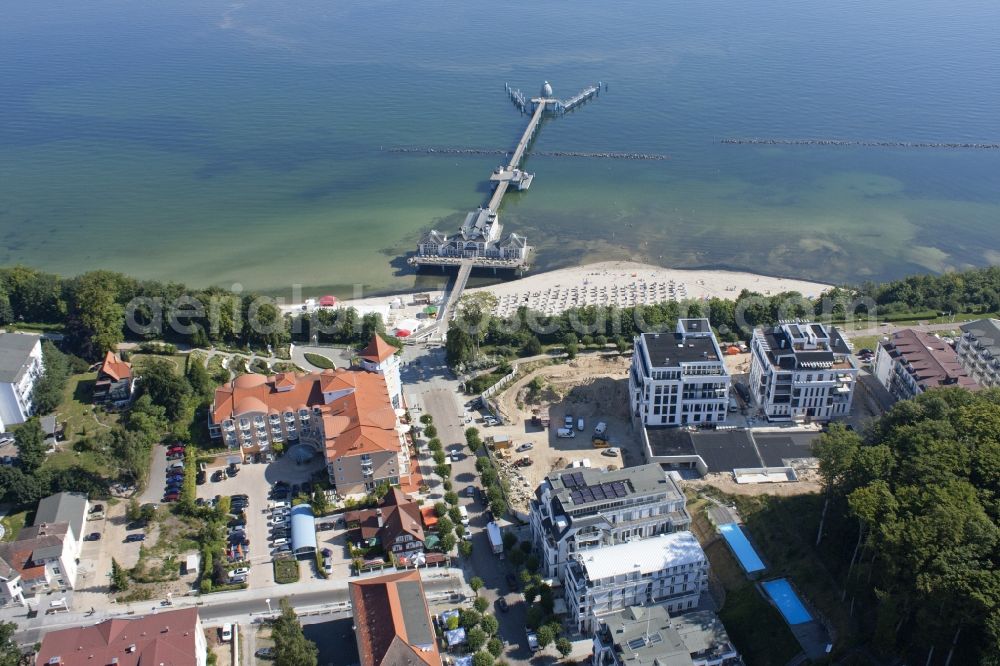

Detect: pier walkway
[411,259,474,341]
[487,101,546,212]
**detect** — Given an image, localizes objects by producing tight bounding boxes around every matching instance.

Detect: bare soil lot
[486,355,643,512]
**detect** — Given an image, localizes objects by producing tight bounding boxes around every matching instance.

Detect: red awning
[396,329,411,337]
[319,295,337,306]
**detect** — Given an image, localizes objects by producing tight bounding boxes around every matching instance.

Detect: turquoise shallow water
[2,0,999,295]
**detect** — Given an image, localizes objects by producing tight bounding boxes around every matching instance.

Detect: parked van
[556,428,576,438]
[577,418,584,431]
[272,537,289,547]
[458,505,470,526]
[221,624,233,642]
[594,422,607,436]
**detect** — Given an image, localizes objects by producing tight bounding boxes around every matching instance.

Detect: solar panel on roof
[627,637,646,650]
[571,491,584,504]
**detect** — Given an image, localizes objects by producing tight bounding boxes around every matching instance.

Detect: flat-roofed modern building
[592,604,740,666]
[530,464,691,580]
[564,532,709,633]
[874,329,978,401]
[629,319,731,427]
[0,333,43,432]
[349,569,442,666]
[749,322,858,422]
[956,318,1000,388]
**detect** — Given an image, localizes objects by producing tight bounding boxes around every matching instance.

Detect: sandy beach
[280,261,831,334]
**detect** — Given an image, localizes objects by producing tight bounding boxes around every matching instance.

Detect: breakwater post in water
[721,138,1000,150]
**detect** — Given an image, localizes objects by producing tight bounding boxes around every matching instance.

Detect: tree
[434,502,448,518]
[15,418,46,473]
[449,506,462,525]
[555,637,572,658]
[521,336,542,356]
[460,608,482,629]
[137,358,192,420]
[470,576,484,595]
[65,271,127,359]
[536,625,555,649]
[437,516,454,535]
[445,491,459,506]
[420,413,434,425]
[126,499,142,521]
[480,614,499,636]
[474,595,489,613]
[466,626,488,652]
[110,558,129,592]
[31,341,72,414]
[439,532,457,553]
[487,637,504,658]
[446,326,474,368]
[271,598,318,666]
[424,424,438,439]
[459,540,473,557]
[473,651,494,666]
[0,621,22,666]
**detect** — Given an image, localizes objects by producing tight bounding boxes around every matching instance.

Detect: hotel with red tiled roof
[34,607,207,666]
[344,488,426,556]
[874,328,980,401]
[359,334,402,408]
[349,570,442,666]
[208,337,409,496]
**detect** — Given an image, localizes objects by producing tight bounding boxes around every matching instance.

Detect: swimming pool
[762,578,814,625]
[718,523,766,573]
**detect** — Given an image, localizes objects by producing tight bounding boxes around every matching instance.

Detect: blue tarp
[762,578,813,625]
[718,523,766,573]
[445,628,467,647]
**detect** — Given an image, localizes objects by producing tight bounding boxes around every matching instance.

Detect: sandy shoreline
[280,261,831,334]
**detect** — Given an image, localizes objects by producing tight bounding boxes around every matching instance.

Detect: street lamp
[265,598,272,615]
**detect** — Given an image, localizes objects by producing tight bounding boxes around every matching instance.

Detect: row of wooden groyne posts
[386,146,668,160]
[722,138,1000,150]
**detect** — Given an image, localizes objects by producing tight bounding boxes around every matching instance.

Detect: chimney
[376,509,383,527]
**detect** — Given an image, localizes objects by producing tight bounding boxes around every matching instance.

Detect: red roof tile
[360,335,397,363]
[99,351,132,382]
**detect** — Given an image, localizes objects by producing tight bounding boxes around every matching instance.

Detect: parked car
[89,503,104,514]
[564,414,574,427]
[272,544,291,555]
[265,453,275,463]
[212,470,225,482]
[163,492,180,502]
[231,494,249,502]
[323,557,333,574]
[602,447,620,457]
[497,597,509,613]
[124,534,146,543]
[228,567,250,577]
[466,485,477,498]
[84,532,101,541]
[515,442,533,452]
[221,624,233,642]
[317,522,335,531]
[255,647,275,659]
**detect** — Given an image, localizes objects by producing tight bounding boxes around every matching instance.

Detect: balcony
[284,414,295,423]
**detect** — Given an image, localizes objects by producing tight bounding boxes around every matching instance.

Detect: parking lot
[196,443,326,588]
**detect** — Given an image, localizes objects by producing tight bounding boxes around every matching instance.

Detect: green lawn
[57,372,119,446]
[131,353,185,374]
[0,510,30,542]
[304,352,336,369]
[273,557,300,584]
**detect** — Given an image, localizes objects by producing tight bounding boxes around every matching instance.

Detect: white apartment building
[956,318,1000,388]
[564,532,709,633]
[357,334,403,409]
[629,319,731,427]
[749,322,858,422]
[530,464,691,580]
[592,605,740,666]
[0,333,43,432]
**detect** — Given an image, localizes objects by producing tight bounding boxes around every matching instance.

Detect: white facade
[564,532,708,633]
[530,464,691,581]
[629,319,731,427]
[749,322,858,422]
[0,570,24,607]
[0,333,44,432]
[956,319,1000,388]
[360,352,402,409]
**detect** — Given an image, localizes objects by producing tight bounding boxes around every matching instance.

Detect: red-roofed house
[208,337,410,496]
[94,351,135,405]
[349,570,441,666]
[358,335,402,408]
[344,489,426,556]
[34,606,207,666]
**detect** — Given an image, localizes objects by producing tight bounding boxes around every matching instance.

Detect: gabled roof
[34,607,202,666]
[35,492,89,542]
[99,350,132,382]
[361,334,397,363]
[350,570,442,666]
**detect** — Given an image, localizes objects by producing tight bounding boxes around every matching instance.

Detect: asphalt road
[401,344,535,662]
